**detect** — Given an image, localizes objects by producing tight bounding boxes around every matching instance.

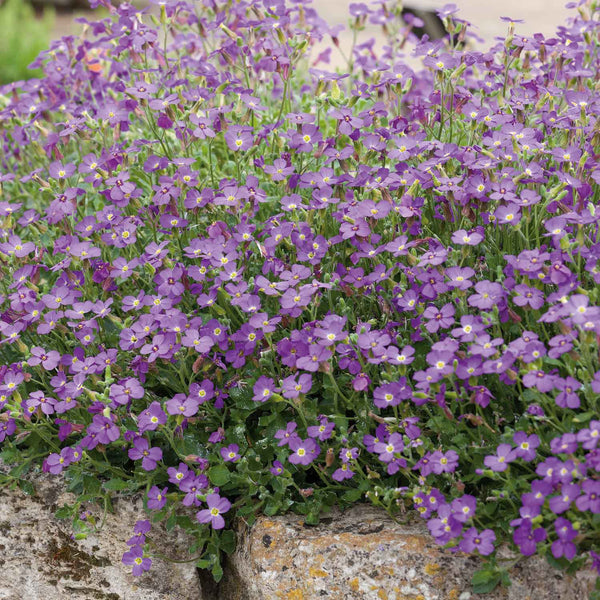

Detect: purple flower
[513,432,540,462]
[166,393,199,418]
[122,545,152,576]
[513,284,545,309]
[373,433,404,463]
[252,376,276,403]
[48,160,76,180]
[167,462,190,486]
[451,495,477,523]
[373,379,412,409]
[445,266,475,290]
[307,416,335,441]
[577,421,600,450]
[127,520,151,546]
[427,503,463,544]
[484,444,517,472]
[468,281,504,310]
[270,460,284,476]
[288,437,320,466]
[221,443,241,463]
[45,447,75,474]
[86,415,121,445]
[196,494,231,529]
[128,437,163,471]
[281,373,312,399]
[429,450,459,474]
[575,480,600,513]
[332,463,355,481]
[274,422,299,447]
[513,523,546,556]
[225,126,253,151]
[554,376,581,409]
[422,303,455,333]
[459,527,496,556]
[552,518,577,560]
[138,402,167,432]
[549,484,580,514]
[147,485,168,510]
[0,235,35,258]
[451,229,484,246]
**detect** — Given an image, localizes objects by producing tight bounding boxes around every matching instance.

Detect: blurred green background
[0,0,55,84]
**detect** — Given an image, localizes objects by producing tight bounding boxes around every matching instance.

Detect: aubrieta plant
[1,0,600,593]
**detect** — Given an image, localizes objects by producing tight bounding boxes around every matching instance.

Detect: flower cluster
[1,0,600,588]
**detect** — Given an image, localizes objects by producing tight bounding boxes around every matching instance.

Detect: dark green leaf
[471,568,501,594]
[342,488,363,502]
[54,504,74,519]
[102,478,130,491]
[208,465,230,486]
[17,479,35,495]
[219,529,236,555]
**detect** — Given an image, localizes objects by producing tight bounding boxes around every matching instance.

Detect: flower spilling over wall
[1,0,600,590]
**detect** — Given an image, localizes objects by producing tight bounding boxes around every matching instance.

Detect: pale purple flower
[288,437,320,465]
[147,485,168,510]
[122,545,152,576]
[484,444,517,472]
[196,494,231,529]
[459,527,496,555]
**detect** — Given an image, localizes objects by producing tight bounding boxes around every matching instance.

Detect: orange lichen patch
[349,577,360,591]
[424,562,441,576]
[286,589,304,600]
[400,534,430,553]
[308,567,329,578]
[448,588,460,600]
[254,519,280,531]
[377,589,388,600]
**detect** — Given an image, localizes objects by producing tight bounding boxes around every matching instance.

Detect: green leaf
[208,465,230,486]
[572,411,596,424]
[17,479,35,496]
[304,512,320,525]
[165,511,177,532]
[219,529,236,555]
[83,474,102,495]
[102,478,130,491]
[471,568,501,594]
[54,504,74,519]
[264,500,281,516]
[342,489,363,502]
[545,552,569,571]
[212,561,224,582]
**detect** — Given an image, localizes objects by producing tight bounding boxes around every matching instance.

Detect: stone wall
[0,473,202,600]
[0,477,595,599]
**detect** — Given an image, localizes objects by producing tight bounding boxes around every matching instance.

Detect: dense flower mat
[1,0,600,591]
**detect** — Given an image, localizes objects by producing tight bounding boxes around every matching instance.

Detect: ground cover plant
[1,0,600,593]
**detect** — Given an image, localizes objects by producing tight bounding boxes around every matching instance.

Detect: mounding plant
[1,0,600,594]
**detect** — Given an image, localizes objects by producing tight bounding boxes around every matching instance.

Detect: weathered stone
[220,505,595,600]
[0,471,203,600]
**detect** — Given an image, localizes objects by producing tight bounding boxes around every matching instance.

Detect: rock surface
[0,471,202,600]
[220,504,595,600]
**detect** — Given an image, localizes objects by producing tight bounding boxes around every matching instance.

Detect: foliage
[1,0,600,589]
[0,0,54,84]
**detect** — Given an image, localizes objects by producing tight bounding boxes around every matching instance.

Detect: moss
[63,586,120,600]
[0,520,12,535]
[42,529,111,582]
